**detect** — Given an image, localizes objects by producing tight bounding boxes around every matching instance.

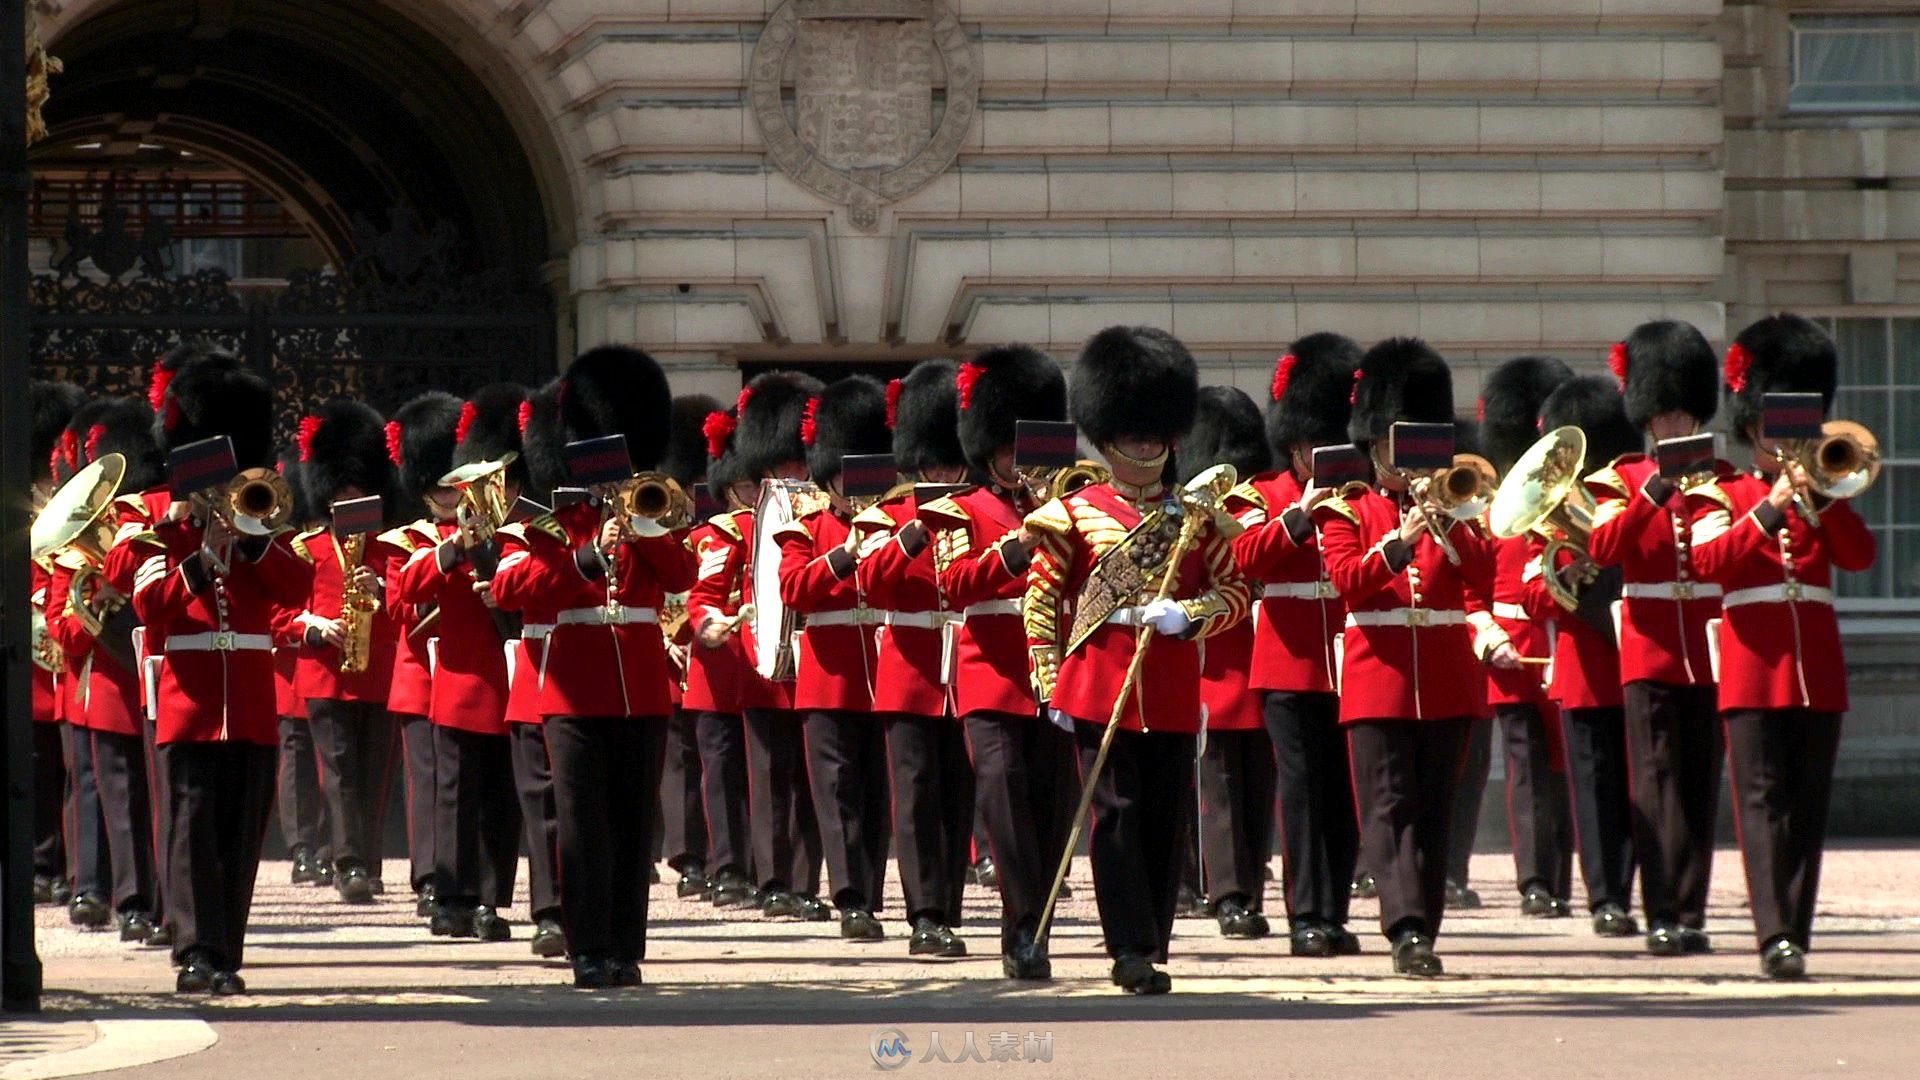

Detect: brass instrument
[197,468,294,537]
[1489,426,1595,613]
[32,455,129,642]
[32,608,63,674]
[613,471,695,531]
[851,480,916,515]
[441,453,517,544]
[1774,420,1881,528]
[337,532,382,675]
[1397,454,1496,566]
[1017,459,1112,505]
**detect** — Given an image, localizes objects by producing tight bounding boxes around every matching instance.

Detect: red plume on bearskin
[385,420,405,467]
[735,386,753,415]
[703,410,735,460]
[800,396,820,447]
[297,415,323,462]
[1476,397,1486,424]
[885,378,902,429]
[1724,342,1753,394]
[517,400,533,436]
[1270,354,1296,403]
[147,362,174,413]
[86,424,106,462]
[1349,369,1362,406]
[1607,342,1630,390]
[955,362,984,410]
[455,401,478,447]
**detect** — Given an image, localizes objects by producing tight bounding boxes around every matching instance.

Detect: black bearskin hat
[1479,355,1574,475]
[1267,332,1361,456]
[1348,337,1454,447]
[389,392,463,507]
[32,380,85,484]
[1453,417,1484,459]
[154,352,274,469]
[1071,326,1199,448]
[735,371,824,479]
[663,394,721,489]
[956,344,1066,474]
[519,380,566,502]
[73,397,165,493]
[276,446,321,530]
[553,346,674,470]
[298,400,395,515]
[806,375,892,486]
[890,360,966,476]
[1615,319,1719,431]
[1540,376,1640,474]
[453,382,532,492]
[702,406,745,499]
[1725,313,1838,444]
[1180,386,1271,485]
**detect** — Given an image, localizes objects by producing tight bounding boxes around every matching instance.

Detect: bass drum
[749,480,803,681]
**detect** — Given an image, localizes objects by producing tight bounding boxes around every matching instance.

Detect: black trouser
[34,721,67,881]
[1264,691,1357,929]
[1200,727,1277,910]
[276,715,331,866]
[1565,705,1636,911]
[1074,720,1193,962]
[1445,717,1492,886]
[163,741,276,971]
[659,708,706,874]
[966,710,1073,955]
[64,724,111,901]
[1500,703,1573,899]
[1725,709,1841,951]
[883,713,973,926]
[143,720,172,926]
[1347,717,1472,941]
[1625,680,1722,930]
[92,729,155,915]
[546,715,666,962]
[307,698,398,877]
[802,710,891,913]
[510,722,560,919]
[694,711,749,878]
[397,712,437,894]
[745,707,822,895]
[434,726,522,910]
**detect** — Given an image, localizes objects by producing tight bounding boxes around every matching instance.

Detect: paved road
[15,846,1920,1079]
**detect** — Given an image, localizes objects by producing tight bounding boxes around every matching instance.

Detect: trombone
[1393,454,1496,566]
[1773,421,1880,528]
[611,471,695,531]
[1489,426,1595,612]
[197,469,294,537]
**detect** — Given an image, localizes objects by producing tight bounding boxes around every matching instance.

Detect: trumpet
[1489,427,1595,612]
[1398,454,1496,565]
[1017,459,1112,505]
[611,471,695,531]
[1774,420,1880,528]
[197,468,294,537]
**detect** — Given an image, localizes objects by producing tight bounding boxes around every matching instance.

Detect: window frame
[1788,14,1920,115]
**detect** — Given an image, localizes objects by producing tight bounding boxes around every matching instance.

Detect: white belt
[1492,602,1529,622]
[962,599,1022,619]
[881,611,959,631]
[1622,582,1722,602]
[807,609,883,628]
[1263,582,1338,601]
[521,623,553,642]
[1345,608,1467,629]
[166,632,272,653]
[1722,583,1833,609]
[1103,606,1152,627]
[556,606,658,627]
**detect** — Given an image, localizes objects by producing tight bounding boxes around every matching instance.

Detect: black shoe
[1761,938,1807,980]
[1391,931,1444,977]
[474,906,512,942]
[175,961,216,994]
[1215,897,1271,940]
[289,845,319,886]
[1111,953,1172,995]
[1350,873,1378,900]
[69,892,110,929]
[609,959,642,987]
[145,923,174,949]
[209,970,247,996]
[336,867,375,904]
[909,917,966,959]
[313,862,335,888]
[1679,927,1713,954]
[1175,884,1211,919]
[648,864,661,885]
[1444,880,1481,910]
[572,956,613,990]
[33,876,55,905]
[841,908,885,942]
[415,883,439,919]
[1289,923,1334,957]
[709,870,756,909]
[50,878,73,906]
[1057,882,1074,900]
[760,890,799,919]
[1003,941,1052,981]
[117,909,155,943]
[793,893,833,922]
[1329,926,1363,956]
[1519,884,1557,917]
[970,857,998,889]
[531,917,567,958]
[1646,924,1684,957]
[675,862,709,900]
[1591,902,1639,938]
[430,904,477,939]
[370,877,386,896]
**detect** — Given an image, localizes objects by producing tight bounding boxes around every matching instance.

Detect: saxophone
[337,532,381,675]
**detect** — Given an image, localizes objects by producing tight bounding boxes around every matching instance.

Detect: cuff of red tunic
[436,540,465,574]
[1641,473,1677,508]
[574,544,608,582]
[896,521,929,560]
[1280,505,1313,547]
[1380,537,1413,574]
[825,546,856,580]
[997,538,1032,577]
[1751,501,1788,535]
[179,552,214,595]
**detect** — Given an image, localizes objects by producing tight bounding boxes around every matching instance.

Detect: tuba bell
[1488,426,1595,612]
[32,454,127,642]
[441,453,517,544]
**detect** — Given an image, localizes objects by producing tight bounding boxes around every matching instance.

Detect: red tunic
[131,523,316,744]
[928,486,1039,721]
[1313,488,1502,724]
[294,530,403,704]
[1485,534,1552,708]
[1520,540,1623,711]
[30,560,56,723]
[682,515,750,715]
[775,508,879,714]
[856,495,953,718]
[1586,455,1721,688]
[382,521,440,719]
[1686,473,1875,714]
[1226,471,1343,695]
[271,601,306,719]
[53,495,167,737]
[44,559,93,729]
[1200,619,1261,730]
[489,505,696,719]
[391,524,511,735]
[494,527,543,727]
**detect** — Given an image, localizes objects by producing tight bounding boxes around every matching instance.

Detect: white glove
[1143,597,1193,637]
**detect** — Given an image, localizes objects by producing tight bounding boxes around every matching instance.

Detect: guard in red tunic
[271,450,333,891]
[1584,319,1724,956]
[656,395,717,899]
[1478,356,1577,921]
[853,361,974,958]
[777,376,894,943]
[292,402,405,904]
[135,353,316,994]
[1688,314,1876,980]
[1025,327,1251,996]
[1181,387,1275,942]
[380,393,461,923]
[1532,376,1645,937]
[30,380,85,908]
[920,344,1070,979]
[1312,338,1514,978]
[1225,334,1361,958]
[492,347,696,989]
[732,374,830,923]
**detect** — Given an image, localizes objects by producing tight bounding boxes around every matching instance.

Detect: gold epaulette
[526,514,569,544]
[710,512,743,542]
[1023,497,1073,537]
[495,522,528,544]
[1586,463,1630,497]
[114,493,150,517]
[1316,495,1359,525]
[1225,481,1265,511]
[919,495,968,529]
[771,520,811,545]
[289,530,315,564]
[1685,480,1732,511]
[850,504,896,535]
[295,526,326,544]
[376,526,420,553]
[124,529,166,550]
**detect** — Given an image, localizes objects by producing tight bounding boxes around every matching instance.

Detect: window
[1790,16,1920,113]
[1815,317,1919,603]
